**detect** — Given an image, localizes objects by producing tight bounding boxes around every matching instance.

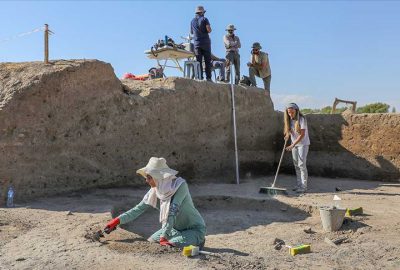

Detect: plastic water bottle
[7,186,14,207]
[333,195,341,209]
[164,35,169,47]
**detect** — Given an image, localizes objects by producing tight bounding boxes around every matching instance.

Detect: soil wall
[280,113,400,181]
[0,60,279,200]
[0,60,398,200]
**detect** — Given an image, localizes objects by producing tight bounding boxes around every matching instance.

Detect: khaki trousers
[249,66,271,93]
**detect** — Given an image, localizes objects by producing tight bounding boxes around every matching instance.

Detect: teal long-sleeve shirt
[118,182,206,238]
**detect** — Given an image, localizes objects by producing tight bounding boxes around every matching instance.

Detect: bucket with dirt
[319,206,346,232]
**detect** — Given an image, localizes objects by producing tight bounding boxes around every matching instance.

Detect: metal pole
[230,63,240,184]
[44,24,49,64]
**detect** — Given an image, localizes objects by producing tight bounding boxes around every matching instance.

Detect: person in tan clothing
[223,24,241,84]
[247,42,271,94]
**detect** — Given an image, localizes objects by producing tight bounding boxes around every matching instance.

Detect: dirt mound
[0,60,279,201]
[0,209,33,248]
[0,59,398,203]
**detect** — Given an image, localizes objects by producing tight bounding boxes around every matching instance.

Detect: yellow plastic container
[346,207,363,216]
[182,245,196,256]
[289,244,311,256]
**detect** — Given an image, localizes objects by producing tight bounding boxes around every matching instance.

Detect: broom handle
[271,138,288,187]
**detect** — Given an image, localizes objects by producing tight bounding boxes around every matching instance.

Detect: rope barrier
[0,26,44,44]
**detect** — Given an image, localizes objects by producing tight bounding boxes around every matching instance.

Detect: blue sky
[1,1,399,111]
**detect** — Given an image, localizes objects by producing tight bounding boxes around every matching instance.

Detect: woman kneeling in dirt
[284,103,310,193]
[103,157,206,248]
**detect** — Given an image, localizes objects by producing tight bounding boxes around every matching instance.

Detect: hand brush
[182,245,216,257]
[273,239,311,256]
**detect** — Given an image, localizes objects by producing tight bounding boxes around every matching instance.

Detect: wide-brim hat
[136,157,178,181]
[195,6,206,13]
[226,24,236,31]
[252,42,262,49]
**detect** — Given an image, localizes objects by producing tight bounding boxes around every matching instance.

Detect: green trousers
[149,227,206,248]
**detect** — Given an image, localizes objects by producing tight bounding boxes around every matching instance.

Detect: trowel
[93,229,106,241]
[86,227,113,242]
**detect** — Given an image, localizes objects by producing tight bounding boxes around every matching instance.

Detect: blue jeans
[292,145,309,189]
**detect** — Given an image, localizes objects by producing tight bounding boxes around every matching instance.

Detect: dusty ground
[1,175,399,270]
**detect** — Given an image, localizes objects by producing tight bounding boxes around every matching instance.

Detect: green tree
[320,106,333,114]
[392,107,396,113]
[302,108,316,114]
[301,106,347,114]
[333,107,347,114]
[356,103,390,113]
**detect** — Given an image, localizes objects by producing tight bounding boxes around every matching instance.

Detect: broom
[259,138,288,195]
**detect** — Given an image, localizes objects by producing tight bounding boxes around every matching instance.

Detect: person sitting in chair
[201,54,225,82]
[211,54,226,82]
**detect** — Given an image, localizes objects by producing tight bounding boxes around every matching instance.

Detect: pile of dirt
[0,209,33,248]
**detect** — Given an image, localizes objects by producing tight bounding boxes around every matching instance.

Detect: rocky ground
[1,175,399,270]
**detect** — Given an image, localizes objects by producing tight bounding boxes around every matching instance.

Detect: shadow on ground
[341,217,370,232]
[111,195,312,238]
[261,174,399,196]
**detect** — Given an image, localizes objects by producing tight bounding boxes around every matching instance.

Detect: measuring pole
[230,64,240,184]
[44,24,49,64]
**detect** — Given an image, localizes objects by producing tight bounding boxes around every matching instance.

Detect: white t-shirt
[290,116,310,146]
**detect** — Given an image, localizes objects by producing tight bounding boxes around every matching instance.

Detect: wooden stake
[44,24,49,64]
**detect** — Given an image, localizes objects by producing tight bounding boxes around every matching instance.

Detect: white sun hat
[136,157,178,181]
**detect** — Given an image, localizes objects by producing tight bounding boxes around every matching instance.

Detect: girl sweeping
[284,103,310,193]
[103,157,206,248]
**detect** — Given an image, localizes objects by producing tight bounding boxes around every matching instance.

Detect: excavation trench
[103,195,312,254]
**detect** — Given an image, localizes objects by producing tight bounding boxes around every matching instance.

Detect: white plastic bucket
[319,206,346,232]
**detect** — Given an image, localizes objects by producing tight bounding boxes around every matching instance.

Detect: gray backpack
[239,75,251,86]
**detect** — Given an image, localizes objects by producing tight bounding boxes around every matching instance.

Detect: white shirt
[290,116,310,146]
